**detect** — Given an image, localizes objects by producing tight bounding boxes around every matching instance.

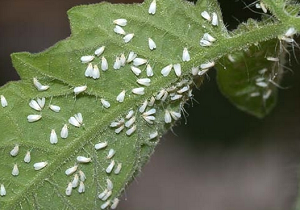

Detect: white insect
[113,57,121,70]
[126,125,136,136]
[95,46,105,56]
[156,89,166,100]
[78,181,85,193]
[125,116,136,128]
[74,85,87,95]
[120,53,126,66]
[107,149,116,159]
[36,98,45,109]
[211,12,218,26]
[263,89,272,100]
[1,95,8,108]
[106,160,115,174]
[201,11,211,21]
[137,78,151,86]
[72,174,79,188]
[102,190,112,201]
[27,114,42,123]
[142,108,156,124]
[149,131,158,140]
[69,113,83,127]
[182,48,190,61]
[285,27,296,37]
[200,61,215,69]
[101,200,111,209]
[0,184,6,197]
[123,33,134,43]
[228,54,235,62]
[110,118,124,127]
[49,104,60,113]
[80,55,95,63]
[50,129,58,144]
[143,108,156,116]
[266,57,279,62]
[191,66,199,76]
[250,92,260,97]
[111,198,120,209]
[101,98,110,108]
[126,110,134,119]
[132,87,145,95]
[200,39,212,47]
[164,110,172,123]
[12,164,19,176]
[131,66,142,76]
[101,56,109,71]
[33,161,48,170]
[60,124,68,139]
[203,33,216,42]
[113,18,127,26]
[161,64,173,77]
[10,144,19,157]
[198,69,209,76]
[106,178,113,191]
[98,189,108,199]
[65,165,78,176]
[65,182,73,196]
[115,125,125,134]
[173,63,182,77]
[146,64,154,77]
[116,90,126,102]
[260,2,268,13]
[148,96,155,106]
[114,25,126,35]
[95,142,108,150]
[79,170,86,182]
[177,86,189,94]
[170,111,181,120]
[133,58,147,66]
[85,63,93,77]
[23,151,31,163]
[256,81,268,88]
[148,0,156,14]
[114,163,122,174]
[148,38,157,50]
[92,64,100,79]
[77,156,92,163]
[33,78,49,91]
[127,51,137,63]
[171,94,182,101]
[139,100,148,113]
[161,91,169,102]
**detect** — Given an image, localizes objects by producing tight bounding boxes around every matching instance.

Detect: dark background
[0,1,300,210]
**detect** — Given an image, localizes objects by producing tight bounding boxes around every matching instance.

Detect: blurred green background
[0,0,299,209]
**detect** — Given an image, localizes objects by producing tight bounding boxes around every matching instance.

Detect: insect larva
[27,114,42,123]
[92,64,100,79]
[173,63,182,77]
[77,156,92,163]
[106,160,115,174]
[65,165,78,176]
[107,178,113,191]
[137,78,151,86]
[148,38,156,50]
[10,144,19,157]
[111,198,120,209]
[98,189,108,199]
[74,85,87,95]
[95,46,105,56]
[149,131,158,140]
[72,174,79,188]
[114,163,122,174]
[101,56,109,71]
[12,164,19,176]
[114,25,126,35]
[107,149,116,159]
[170,111,181,120]
[125,116,136,128]
[126,125,136,136]
[85,63,93,77]
[133,58,147,66]
[101,200,111,209]
[65,182,73,196]
[132,87,145,95]
[146,64,154,77]
[161,64,173,77]
[126,110,134,119]
[113,19,127,27]
[80,55,95,63]
[79,170,86,182]
[148,0,156,14]
[200,61,215,69]
[60,124,68,139]
[127,51,137,63]
[0,95,8,108]
[201,11,211,21]
[24,151,31,163]
[113,57,121,70]
[0,184,6,197]
[123,33,134,43]
[33,161,48,170]
[182,48,190,62]
[33,78,49,91]
[78,181,85,193]
[50,129,58,144]
[211,12,218,26]
[164,110,172,123]
[116,90,126,103]
[101,99,111,109]
[49,104,60,113]
[131,66,142,76]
